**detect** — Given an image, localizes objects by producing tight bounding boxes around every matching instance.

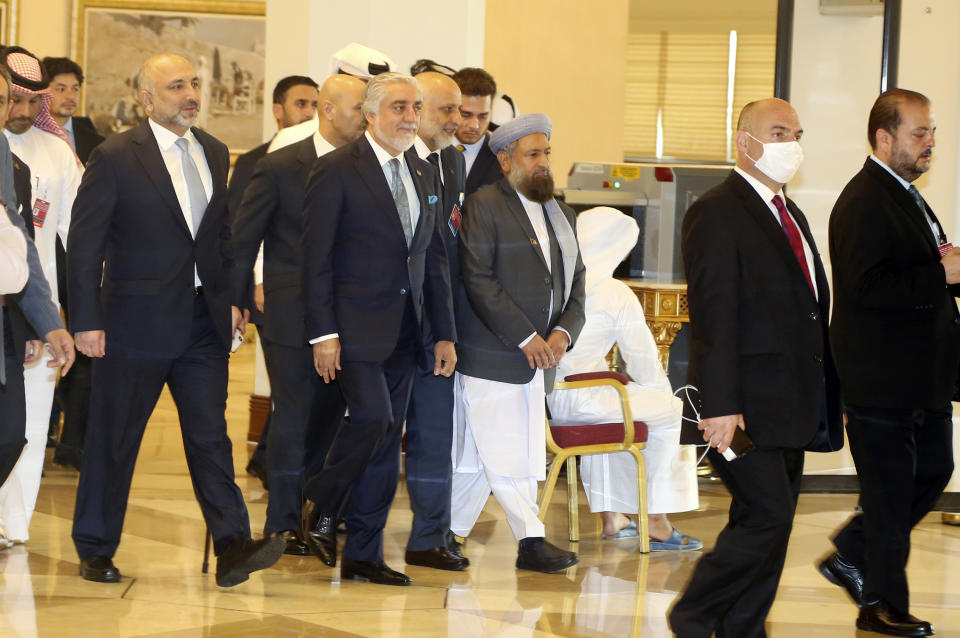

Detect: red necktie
[772,195,814,294]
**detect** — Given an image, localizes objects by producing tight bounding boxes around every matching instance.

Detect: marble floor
[3,336,960,637]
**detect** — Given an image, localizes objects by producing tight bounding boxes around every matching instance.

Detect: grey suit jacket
[456,178,586,390]
[0,134,62,382]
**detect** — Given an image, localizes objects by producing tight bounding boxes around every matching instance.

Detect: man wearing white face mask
[668,98,842,638]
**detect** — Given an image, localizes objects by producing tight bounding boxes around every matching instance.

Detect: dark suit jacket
[429,144,467,345]
[456,178,586,390]
[67,120,233,356]
[301,135,455,363]
[227,141,270,219]
[682,171,841,449]
[231,136,315,347]
[226,140,270,325]
[464,135,503,196]
[829,158,960,410]
[72,116,105,165]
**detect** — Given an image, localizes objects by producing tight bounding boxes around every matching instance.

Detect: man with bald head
[229,72,365,554]
[401,71,468,570]
[668,98,841,636]
[68,53,284,587]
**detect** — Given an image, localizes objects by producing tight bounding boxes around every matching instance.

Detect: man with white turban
[547,207,701,549]
[452,113,586,573]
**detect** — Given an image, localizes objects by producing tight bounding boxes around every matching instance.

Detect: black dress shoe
[274,530,311,556]
[301,500,337,567]
[215,536,285,587]
[857,602,933,637]
[80,556,121,583]
[515,537,579,573]
[53,445,83,471]
[446,534,466,559]
[405,546,469,571]
[818,552,864,606]
[246,458,269,491]
[340,557,411,586]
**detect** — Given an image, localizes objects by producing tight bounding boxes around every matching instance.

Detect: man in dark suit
[299,72,456,586]
[668,98,842,638]
[451,114,586,574]
[42,56,105,165]
[821,89,959,638]
[451,67,502,196]
[403,71,468,571]
[226,74,319,488]
[40,56,104,471]
[230,73,364,555]
[68,53,284,587]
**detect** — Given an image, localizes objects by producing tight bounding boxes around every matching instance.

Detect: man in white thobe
[547,207,701,549]
[451,114,586,573]
[0,47,82,544]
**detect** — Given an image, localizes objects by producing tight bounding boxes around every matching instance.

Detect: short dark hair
[452,67,496,98]
[42,56,84,85]
[868,88,930,150]
[272,75,318,105]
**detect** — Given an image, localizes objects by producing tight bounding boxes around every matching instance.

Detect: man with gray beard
[450,113,586,573]
[68,53,284,587]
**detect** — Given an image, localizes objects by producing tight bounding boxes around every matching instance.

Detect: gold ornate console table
[624,278,688,370]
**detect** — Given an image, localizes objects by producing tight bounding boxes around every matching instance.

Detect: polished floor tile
[3,333,960,637]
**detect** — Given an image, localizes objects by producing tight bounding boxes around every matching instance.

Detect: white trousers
[575,384,698,515]
[451,465,545,541]
[0,352,57,542]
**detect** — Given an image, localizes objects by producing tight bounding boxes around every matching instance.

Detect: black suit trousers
[261,336,345,534]
[0,310,26,489]
[303,302,419,562]
[833,404,954,614]
[670,446,804,638]
[72,297,250,558]
[404,358,455,551]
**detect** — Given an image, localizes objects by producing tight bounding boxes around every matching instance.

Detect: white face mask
[745,133,804,184]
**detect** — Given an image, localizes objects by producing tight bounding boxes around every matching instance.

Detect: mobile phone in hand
[721,427,756,461]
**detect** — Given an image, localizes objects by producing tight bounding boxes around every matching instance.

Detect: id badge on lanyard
[32,177,51,229]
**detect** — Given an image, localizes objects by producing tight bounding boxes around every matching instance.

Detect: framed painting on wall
[71,0,266,153]
[0,0,19,46]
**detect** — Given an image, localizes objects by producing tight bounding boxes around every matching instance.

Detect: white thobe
[546,278,699,515]
[0,127,82,543]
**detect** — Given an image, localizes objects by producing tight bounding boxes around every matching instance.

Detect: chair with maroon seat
[538,371,650,553]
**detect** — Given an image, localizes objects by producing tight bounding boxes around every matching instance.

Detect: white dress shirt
[869,155,941,241]
[0,203,28,295]
[734,167,818,299]
[148,118,213,286]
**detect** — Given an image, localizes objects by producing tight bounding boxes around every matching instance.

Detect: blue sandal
[649,527,703,551]
[601,519,639,539]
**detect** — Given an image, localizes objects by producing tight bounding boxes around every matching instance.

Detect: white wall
[789,2,884,475]
[263,0,486,139]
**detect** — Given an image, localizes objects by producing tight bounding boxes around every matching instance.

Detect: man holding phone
[668,98,841,637]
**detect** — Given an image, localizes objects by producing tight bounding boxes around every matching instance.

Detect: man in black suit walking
[68,53,284,587]
[820,89,959,638]
[230,73,364,555]
[227,74,320,488]
[299,72,456,586]
[451,67,501,196]
[668,98,841,637]
[403,71,468,571]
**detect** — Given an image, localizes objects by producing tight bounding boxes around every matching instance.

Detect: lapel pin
[416,169,422,176]
[530,238,538,246]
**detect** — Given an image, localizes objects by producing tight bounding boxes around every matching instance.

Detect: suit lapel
[296,135,317,183]
[131,120,191,238]
[729,172,814,296]
[497,179,550,273]
[353,136,408,250]
[863,159,940,256]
